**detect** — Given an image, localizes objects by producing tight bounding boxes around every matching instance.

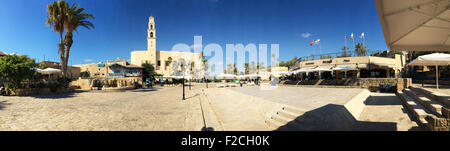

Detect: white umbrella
[37,68,61,75]
[312,66,333,79]
[408,53,450,89]
[332,65,357,79]
[375,0,450,51]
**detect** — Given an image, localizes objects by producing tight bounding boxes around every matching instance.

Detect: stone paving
[0,83,421,131]
[0,87,205,131]
[228,86,365,110]
[356,93,419,131]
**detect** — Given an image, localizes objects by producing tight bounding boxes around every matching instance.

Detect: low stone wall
[283,78,411,92]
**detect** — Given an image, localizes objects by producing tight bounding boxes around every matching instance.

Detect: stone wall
[283,78,411,92]
[70,77,142,90]
[359,78,411,92]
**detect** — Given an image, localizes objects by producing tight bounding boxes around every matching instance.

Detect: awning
[298,67,316,72]
[332,64,358,71]
[375,0,450,51]
[311,66,333,72]
[371,63,398,69]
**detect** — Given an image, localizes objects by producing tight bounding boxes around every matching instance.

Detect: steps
[265,106,315,131]
[404,89,445,117]
[397,88,449,131]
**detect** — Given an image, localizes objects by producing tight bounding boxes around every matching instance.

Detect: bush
[0,54,37,90]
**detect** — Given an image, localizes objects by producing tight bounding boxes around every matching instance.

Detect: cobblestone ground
[0,86,205,131]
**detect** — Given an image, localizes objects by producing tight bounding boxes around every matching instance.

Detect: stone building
[73,58,143,78]
[37,61,81,79]
[130,16,202,76]
[292,54,406,80]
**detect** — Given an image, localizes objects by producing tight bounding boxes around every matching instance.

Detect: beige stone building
[293,54,406,79]
[130,16,202,76]
[73,58,143,78]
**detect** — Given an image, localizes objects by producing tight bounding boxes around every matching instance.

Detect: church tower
[147,16,157,63]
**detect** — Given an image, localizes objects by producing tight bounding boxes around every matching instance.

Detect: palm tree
[63,3,94,76]
[355,43,367,56]
[46,0,69,76]
[340,46,351,57]
[46,0,94,77]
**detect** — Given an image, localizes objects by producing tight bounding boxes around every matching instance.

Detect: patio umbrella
[375,0,450,51]
[38,68,61,74]
[332,65,358,79]
[408,53,450,88]
[312,66,333,79]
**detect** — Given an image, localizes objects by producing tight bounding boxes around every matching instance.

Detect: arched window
[150,32,153,38]
[150,25,153,29]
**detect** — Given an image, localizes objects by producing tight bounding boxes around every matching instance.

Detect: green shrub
[0,54,37,90]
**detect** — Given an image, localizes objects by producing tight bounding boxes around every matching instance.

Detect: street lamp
[181,64,185,100]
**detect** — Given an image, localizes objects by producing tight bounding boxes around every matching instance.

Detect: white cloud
[83,59,93,63]
[301,33,312,38]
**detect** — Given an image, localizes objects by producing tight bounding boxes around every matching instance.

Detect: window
[157,60,161,66]
[150,32,153,38]
[150,25,153,29]
[165,61,169,66]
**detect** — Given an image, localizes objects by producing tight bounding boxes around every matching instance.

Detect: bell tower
[147,16,156,63]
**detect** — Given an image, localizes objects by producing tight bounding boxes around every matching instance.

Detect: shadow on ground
[30,90,86,99]
[364,94,402,105]
[201,126,214,131]
[274,104,399,131]
[0,100,12,110]
[131,88,159,92]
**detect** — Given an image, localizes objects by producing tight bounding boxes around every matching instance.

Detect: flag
[315,39,320,44]
[310,40,314,46]
[344,34,347,41]
[350,33,354,39]
[360,32,365,38]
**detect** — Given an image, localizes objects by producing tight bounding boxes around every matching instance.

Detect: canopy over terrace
[408,53,450,88]
[375,0,450,51]
[332,65,358,79]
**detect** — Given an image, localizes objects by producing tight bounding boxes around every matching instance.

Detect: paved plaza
[0,87,205,131]
[0,84,420,131]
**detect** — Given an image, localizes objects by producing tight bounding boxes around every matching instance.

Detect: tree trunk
[59,31,66,78]
[64,31,73,78]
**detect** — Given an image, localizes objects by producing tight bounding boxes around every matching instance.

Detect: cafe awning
[312,65,333,72]
[333,64,358,71]
[375,0,450,51]
[298,67,316,73]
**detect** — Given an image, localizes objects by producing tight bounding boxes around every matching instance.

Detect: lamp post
[181,64,185,100]
[189,70,191,90]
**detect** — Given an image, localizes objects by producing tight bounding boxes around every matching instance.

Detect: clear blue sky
[0,0,388,65]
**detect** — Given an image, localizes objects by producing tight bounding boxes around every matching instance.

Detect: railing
[295,50,394,63]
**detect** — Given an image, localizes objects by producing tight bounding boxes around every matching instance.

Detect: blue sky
[0,0,388,66]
